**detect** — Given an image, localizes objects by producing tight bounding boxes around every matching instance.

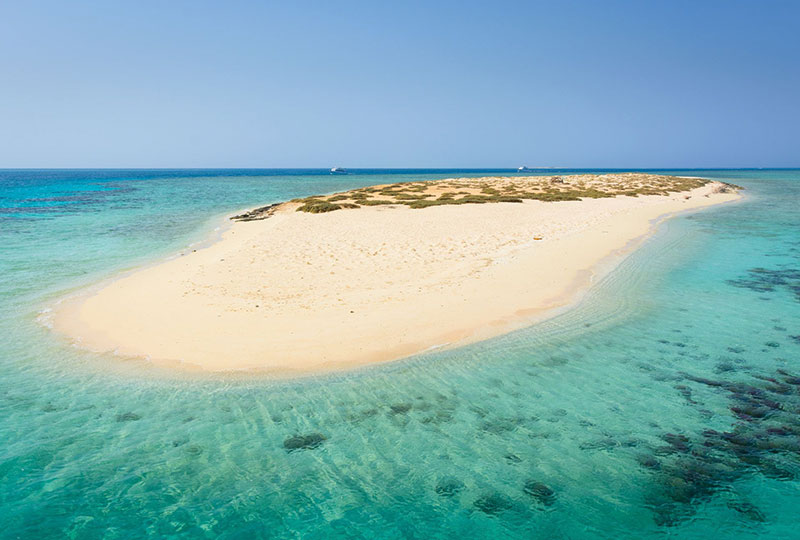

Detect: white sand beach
[53,175,740,373]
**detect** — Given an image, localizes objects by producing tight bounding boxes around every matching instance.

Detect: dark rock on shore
[231,203,280,222]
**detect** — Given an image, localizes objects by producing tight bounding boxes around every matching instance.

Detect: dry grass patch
[233,173,740,220]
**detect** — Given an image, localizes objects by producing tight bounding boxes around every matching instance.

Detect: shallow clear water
[1,169,798,539]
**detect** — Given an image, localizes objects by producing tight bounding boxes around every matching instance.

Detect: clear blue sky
[1,1,798,168]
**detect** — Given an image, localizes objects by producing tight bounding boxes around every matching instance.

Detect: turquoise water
[1,169,799,539]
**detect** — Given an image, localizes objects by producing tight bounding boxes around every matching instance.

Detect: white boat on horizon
[517,166,532,172]
[330,167,348,174]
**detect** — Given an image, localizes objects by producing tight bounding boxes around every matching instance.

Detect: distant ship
[517,166,532,172]
[330,167,348,174]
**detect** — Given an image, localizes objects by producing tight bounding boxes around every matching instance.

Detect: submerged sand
[53,174,741,373]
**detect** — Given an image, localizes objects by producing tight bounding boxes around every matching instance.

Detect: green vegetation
[284,174,738,215]
[296,200,357,213]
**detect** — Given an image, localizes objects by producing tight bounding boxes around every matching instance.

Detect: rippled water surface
[1,169,799,539]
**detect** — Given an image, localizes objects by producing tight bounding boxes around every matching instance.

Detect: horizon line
[1,166,798,171]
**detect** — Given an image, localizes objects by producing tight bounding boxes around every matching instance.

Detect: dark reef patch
[283,432,327,452]
[727,500,766,522]
[434,477,465,497]
[579,437,619,451]
[715,362,737,374]
[389,403,412,415]
[639,367,800,526]
[116,412,141,422]
[473,492,513,515]
[726,267,800,302]
[480,417,520,435]
[523,480,556,506]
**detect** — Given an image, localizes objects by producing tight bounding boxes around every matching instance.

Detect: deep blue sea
[1,169,799,539]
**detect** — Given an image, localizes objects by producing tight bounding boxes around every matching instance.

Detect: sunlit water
[1,169,798,539]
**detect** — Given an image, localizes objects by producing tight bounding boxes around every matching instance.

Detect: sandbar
[53,174,741,374]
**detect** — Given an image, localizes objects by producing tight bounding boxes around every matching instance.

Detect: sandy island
[53,174,741,374]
